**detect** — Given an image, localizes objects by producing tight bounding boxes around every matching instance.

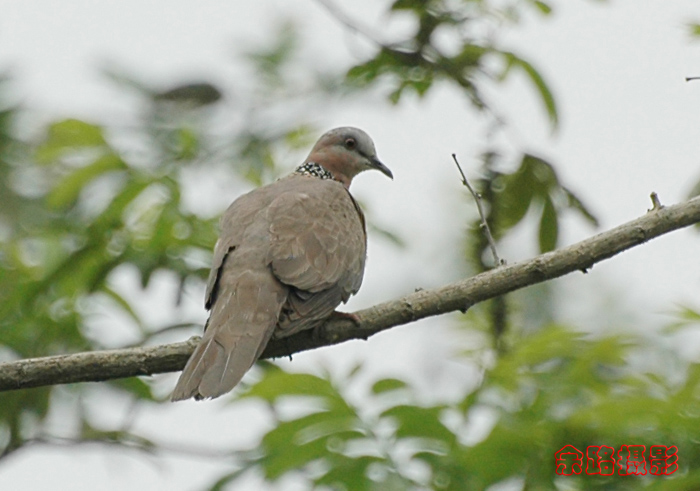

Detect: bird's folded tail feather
[171,328,273,401]
[171,271,286,401]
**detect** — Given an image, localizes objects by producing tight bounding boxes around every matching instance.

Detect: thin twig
[649,192,664,211]
[452,153,504,266]
[686,76,700,82]
[314,0,386,46]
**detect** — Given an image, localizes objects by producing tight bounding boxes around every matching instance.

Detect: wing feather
[266,177,367,336]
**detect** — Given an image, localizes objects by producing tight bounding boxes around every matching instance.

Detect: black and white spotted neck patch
[294,162,335,181]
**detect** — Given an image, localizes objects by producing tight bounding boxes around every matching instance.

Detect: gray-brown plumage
[172,127,392,401]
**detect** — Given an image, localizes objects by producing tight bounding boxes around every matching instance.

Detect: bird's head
[305,127,392,188]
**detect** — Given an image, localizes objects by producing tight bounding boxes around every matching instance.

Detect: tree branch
[2,196,700,392]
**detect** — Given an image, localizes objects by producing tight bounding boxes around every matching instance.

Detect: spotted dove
[172,127,392,401]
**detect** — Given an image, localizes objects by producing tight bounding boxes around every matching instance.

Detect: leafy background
[1,0,700,489]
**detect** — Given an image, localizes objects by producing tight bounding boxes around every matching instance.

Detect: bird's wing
[266,178,367,336]
[204,184,278,310]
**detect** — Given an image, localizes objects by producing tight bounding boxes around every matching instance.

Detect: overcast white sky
[1,1,700,490]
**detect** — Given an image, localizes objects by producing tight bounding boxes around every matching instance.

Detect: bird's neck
[295,162,349,187]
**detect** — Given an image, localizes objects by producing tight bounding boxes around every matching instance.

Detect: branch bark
[2,196,700,392]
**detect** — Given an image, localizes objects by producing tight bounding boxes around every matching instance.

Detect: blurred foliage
[345,0,562,128]
[0,24,348,458]
[343,0,604,347]
[690,22,700,38]
[217,320,700,490]
[468,151,598,269]
[457,150,599,349]
[686,22,700,199]
[0,105,213,453]
[1,2,699,491]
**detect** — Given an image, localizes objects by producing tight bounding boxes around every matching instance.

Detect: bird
[171,127,392,401]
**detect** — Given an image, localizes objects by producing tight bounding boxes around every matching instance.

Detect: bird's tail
[171,271,286,401]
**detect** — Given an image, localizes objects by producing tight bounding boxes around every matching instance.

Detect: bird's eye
[344,138,356,150]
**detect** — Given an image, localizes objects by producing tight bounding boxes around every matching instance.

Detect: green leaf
[502,52,558,130]
[46,152,127,209]
[532,1,552,15]
[315,455,383,490]
[390,0,424,12]
[493,154,598,241]
[452,44,488,68]
[689,23,700,37]
[490,325,582,386]
[175,127,199,160]
[388,85,403,105]
[372,377,409,394]
[538,196,558,252]
[260,413,364,480]
[368,223,406,248]
[677,307,700,323]
[89,176,151,231]
[242,370,335,402]
[563,188,599,226]
[459,424,548,486]
[381,405,455,445]
[101,287,143,328]
[244,22,298,89]
[494,160,536,232]
[35,119,107,163]
[645,472,700,491]
[346,61,378,85]
[107,377,155,400]
[664,305,700,333]
[0,388,52,444]
[261,436,327,480]
[284,124,316,149]
[207,468,252,491]
[239,368,359,415]
[522,154,556,192]
[81,424,157,451]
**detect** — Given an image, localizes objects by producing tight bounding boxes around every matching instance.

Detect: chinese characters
[554,445,677,476]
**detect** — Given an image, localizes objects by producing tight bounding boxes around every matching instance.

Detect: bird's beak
[369,156,393,179]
